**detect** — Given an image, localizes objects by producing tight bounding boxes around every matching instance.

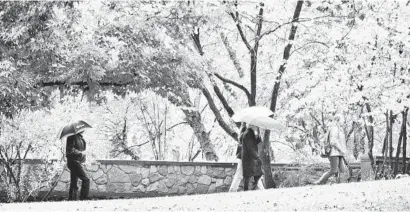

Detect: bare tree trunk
[165,87,219,162]
[394,112,405,175]
[181,108,218,161]
[262,0,304,189]
[389,110,395,169]
[402,108,408,174]
[382,111,389,159]
[363,103,375,171]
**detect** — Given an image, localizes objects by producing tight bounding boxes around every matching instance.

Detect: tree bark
[181,108,219,161]
[364,102,375,171]
[389,110,395,169]
[262,0,304,189]
[402,108,408,174]
[394,112,405,175]
[201,87,238,141]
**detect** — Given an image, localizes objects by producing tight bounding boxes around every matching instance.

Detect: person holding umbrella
[60,120,92,201]
[231,106,283,191]
[241,124,263,191]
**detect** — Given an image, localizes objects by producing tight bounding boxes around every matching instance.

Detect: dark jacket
[66,134,86,163]
[235,127,247,159]
[241,128,263,177]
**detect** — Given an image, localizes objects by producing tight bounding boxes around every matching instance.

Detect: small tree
[0,111,64,202]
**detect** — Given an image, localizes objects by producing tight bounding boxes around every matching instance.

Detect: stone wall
[54,160,237,199]
[0,160,361,201]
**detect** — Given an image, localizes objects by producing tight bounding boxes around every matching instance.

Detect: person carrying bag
[313,114,347,185]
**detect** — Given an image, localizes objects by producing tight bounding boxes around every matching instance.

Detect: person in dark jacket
[241,125,263,191]
[229,122,247,192]
[66,132,90,200]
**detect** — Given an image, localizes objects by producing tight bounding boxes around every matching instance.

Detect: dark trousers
[67,160,90,200]
[243,175,262,191]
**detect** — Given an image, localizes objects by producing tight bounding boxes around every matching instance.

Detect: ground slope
[2,178,409,211]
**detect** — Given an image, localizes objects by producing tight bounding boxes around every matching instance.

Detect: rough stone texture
[141,167,150,178]
[165,178,176,188]
[194,166,202,176]
[196,184,210,193]
[141,179,150,186]
[129,174,142,186]
[107,183,133,193]
[4,160,362,200]
[215,179,224,187]
[148,173,162,183]
[158,166,168,176]
[147,182,159,192]
[120,165,140,174]
[212,167,226,178]
[224,176,233,185]
[208,183,217,193]
[186,183,196,194]
[150,165,158,173]
[133,185,146,193]
[157,182,168,193]
[95,176,108,185]
[189,175,198,184]
[225,168,236,176]
[168,187,179,194]
[101,164,113,173]
[108,167,129,183]
[86,164,100,172]
[91,169,105,181]
[201,166,207,174]
[97,184,107,192]
[177,175,190,186]
[178,186,187,194]
[168,166,175,174]
[181,166,195,175]
[216,185,228,193]
[198,175,212,185]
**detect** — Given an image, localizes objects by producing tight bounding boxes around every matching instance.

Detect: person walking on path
[66,132,90,200]
[313,114,347,185]
[241,124,264,191]
[229,123,265,192]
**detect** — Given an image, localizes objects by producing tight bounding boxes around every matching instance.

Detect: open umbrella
[232,106,274,122]
[245,115,283,130]
[60,120,92,139]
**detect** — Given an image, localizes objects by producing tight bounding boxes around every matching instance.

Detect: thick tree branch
[219,32,244,78]
[189,150,201,162]
[253,2,264,53]
[39,80,133,87]
[229,12,253,52]
[201,87,238,141]
[212,84,235,118]
[214,73,252,106]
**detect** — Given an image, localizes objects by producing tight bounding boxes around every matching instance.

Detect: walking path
[2,178,409,211]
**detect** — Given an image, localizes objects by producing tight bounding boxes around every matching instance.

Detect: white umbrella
[246,115,283,131]
[232,106,274,122]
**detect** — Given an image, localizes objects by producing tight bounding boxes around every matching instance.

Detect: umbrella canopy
[232,106,274,122]
[60,120,92,139]
[246,116,283,131]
